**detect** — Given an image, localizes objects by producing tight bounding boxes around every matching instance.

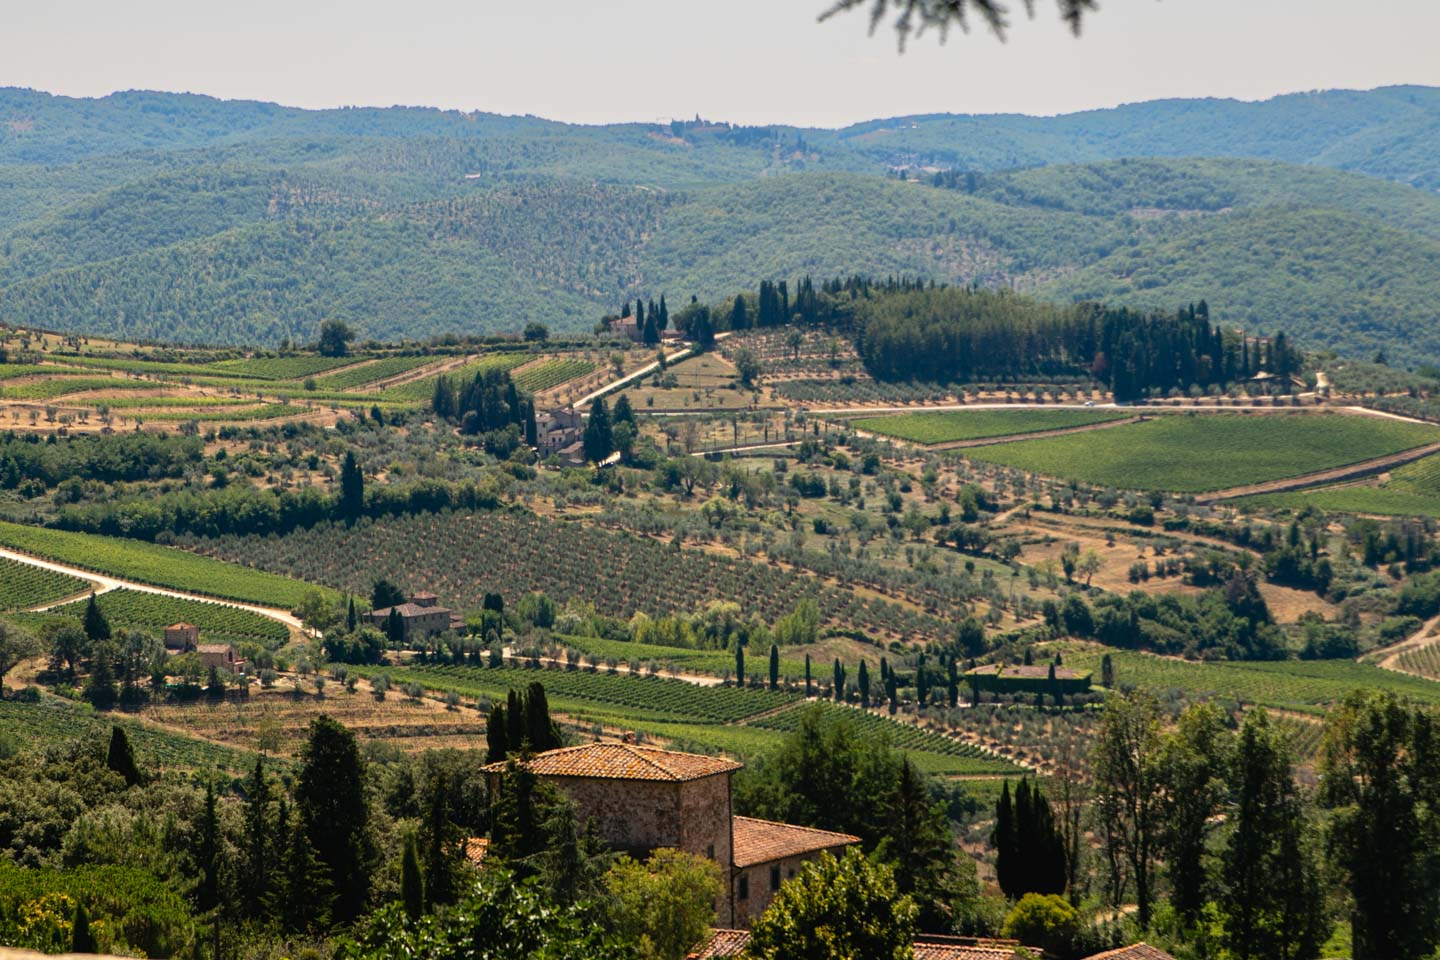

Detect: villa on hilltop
[365,592,464,641]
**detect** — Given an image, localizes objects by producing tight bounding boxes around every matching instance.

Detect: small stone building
[730,816,856,925]
[366,593,463,641]
[484,743,859,927]
[163,622,199,653]
[198,643,243,674]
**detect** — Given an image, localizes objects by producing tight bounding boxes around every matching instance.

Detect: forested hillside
[2,87,1440,358]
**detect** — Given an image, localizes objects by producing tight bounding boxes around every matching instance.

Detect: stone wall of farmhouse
[679,773,733,867]
[552,776,684,854]
[731,845,850,927]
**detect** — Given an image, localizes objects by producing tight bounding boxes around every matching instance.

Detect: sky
[4,0,1439,128]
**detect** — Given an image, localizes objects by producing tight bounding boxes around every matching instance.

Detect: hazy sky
[4,1,1439,127]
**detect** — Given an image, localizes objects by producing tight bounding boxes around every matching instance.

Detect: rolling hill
[2,87,1440,357]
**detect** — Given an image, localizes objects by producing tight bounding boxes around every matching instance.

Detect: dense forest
[2,89,1440,359]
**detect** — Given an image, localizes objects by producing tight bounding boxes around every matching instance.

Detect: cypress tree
[194,780,222,915]
[83,593,110,644]
[346,595,357,633]
[422,772,456,909]
[506,689,525,752]
[582,398,613,463]
[106,726,142,787]
[858,660,870,708]
[769,644,779,691]
[401,835,425,920]
[242,756,272,918]
[993,780,1017,898]
[524,682,559,753]
[804,653,812,697]
[832,658,845,702]
[295,715,372,922]
[736,645,745,687]
[70,901,97,954]
[339,450,364,523]
[486,702,508,763]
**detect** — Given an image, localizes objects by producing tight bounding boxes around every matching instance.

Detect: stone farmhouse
[536,408,582,456]
[609,315,641,342]
[163,622,199,653]
[483,742,856,927]
[198,643,243,674]
[365,592,464,642]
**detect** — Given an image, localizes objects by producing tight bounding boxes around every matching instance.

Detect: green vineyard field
[852,409,1130,445]
[965,413,1439,492]
[0,558,90,611]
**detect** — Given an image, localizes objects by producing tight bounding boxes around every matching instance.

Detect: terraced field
[385,353,533,403]
[1064,645,1440,714]
[513,358,597,394]
[965,413,1439,492]
[853,409,1130,445]
[314,355,439,389]
[205,355,364,380]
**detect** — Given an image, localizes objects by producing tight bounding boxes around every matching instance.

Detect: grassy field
[1064,645,1440,714]
[852,409,1131,445]
[964,413,1439,492]
[0,521,329,609]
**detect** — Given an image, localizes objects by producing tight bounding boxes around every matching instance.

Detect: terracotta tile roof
[483,743,741,782]
[371,602,452,619]
[688,931,1025,959]
[913,937,1025,959]
[731,816,858,868]
[687,929,750,959]
[463,837,488,866]
[197,644,232,655]
[165,622,197,631]
[1082,944,1177,960]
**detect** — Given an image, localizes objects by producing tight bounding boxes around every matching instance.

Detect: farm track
[1199,440,1440,503]
[1370,611,1440,675]
[365,354,473,391]
[0,546,305,636]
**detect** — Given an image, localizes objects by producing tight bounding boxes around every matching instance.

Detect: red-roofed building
[731,816,857,924]
[484,743,859,927]
[1081,944,1177,960]
[687,930,1029,959]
